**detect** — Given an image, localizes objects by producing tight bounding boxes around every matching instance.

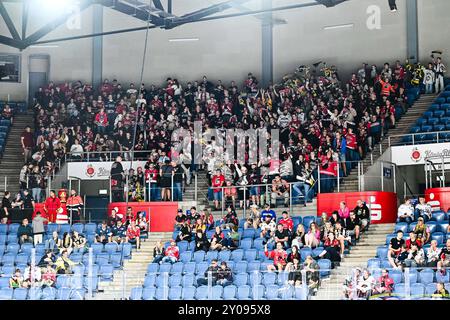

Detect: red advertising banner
[425,187,450,212]
[317,191,398,224]
[108,202,178,232]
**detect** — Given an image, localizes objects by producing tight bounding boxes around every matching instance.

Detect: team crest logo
[86,164,95,177]
[411,148,422,162]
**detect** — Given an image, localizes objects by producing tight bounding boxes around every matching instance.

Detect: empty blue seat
[390,270,403,284]
[183,262,196,274]
[235,261,248,274]
[159,263,172,274]
[2,253,16,266]
[110,252,122,269]
[429,104,440,112]
[7,243,20,254]
[84,223,97,234]
[193,251,205,263]
[142,287,156,300]
[435,97,446,104]
[0,288,13,300]
[178,241,189,253]
[404,270,418,284]
[409,222,418,232]
[421,124,433,132]
[431,232,445,244]
[147,263,159,274]
[182,274,194,287]
[318,259,331,277]
[0,235,6,244]
[170,262,183,274]
[195,262,209,275]
[237,285,251,300]
[425,283,438,296]
[90,243,104,255]
[312,247,324,258]
[0,277,9,289]
[418,269,434,285]
[211,285,223,300]
[427,222,438,234]
[6,234,17,244]
[99,264,114,281]
[218,250,231,262]
[169,274,182,288]
[244,249,257,262]
[435,271,449,284]
[367,258,381,269]
[15,253,29,265]
[119,243,132,259]
[13,288,28,300]
[393,283,406,296]
[96,252,110,266]
[439,222,449,233]
[300,248,312,261]
[144,274,156,288]
[59,224,71,234]
[0,224,7,235]
[240,238,253,250]
[415,118,427,126]
[410,283,425,297]
[262,272,277,286]
[8,223,19,234]
[395,223,408,233]
[434,110,445,118]
[168,286,182,300]
[156,275,169,289]
[242,229,255,239]
[253,238,264,251]
[265,284,280,300]
[277,271,289,285]
[130,287,142,300]
[234,272,248,286]
[205,251,218,263]
[180,251,192,263]
[432,211,447,222]
[195,286,209,300]
[181,286,195,300]
[104,242,119,254]
[231,249,244,262]
[223,285,237,300]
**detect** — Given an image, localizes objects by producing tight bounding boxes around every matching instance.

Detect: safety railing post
[337,160,340,192]
[221,186,225,217]
[393,164,397,193]
[289,183,293,215]
[317,169,321,194]
[358,162,361,192]
[405,267,410,300]
[207,271,212,300]
[148,180,151,202]
[88,247,93,299]
[301,269,308,300]
[171,174,174,202]
[380,162,384,192]
[243,186,247,219]
[109,175,112,203]
[194,173,198,203]
[4,176,6,192]
[442,156,445,188]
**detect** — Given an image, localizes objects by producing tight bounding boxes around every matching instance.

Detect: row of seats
[0,273,101,289]
[0,223,98,236]
[365,265,450,285]
[130,284,308,300]
[0,287,87,300]
[392,282,450,297]
[0,101,26,114]
[385,232,449,245]
[394,221,449,234]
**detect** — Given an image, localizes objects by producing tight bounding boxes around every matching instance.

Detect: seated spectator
[107,208,122,228]
[432,282,450,299]
[270,174,289,207]
[60,232,74,255]
[193,218,206,234]
[9,269,25,289]
[291,224,305,249]
[38,251,56,268]
[315,232,341,266]
[414,197,432,222]
[387,230,405,269]
[41,265,57,288]
[17,218,33,245]
[413,217,430,244]
[404,243,426,268]
[126,221,141,249]
[334,221,351,255]
[287,258,303,287]
[216,261,233,286]
[260,215,277,244]
[152,241,165,264]
[194,230,210,252]
[304,222,321,249]
[174,209,186,230]
[260,203,276,221]
[397,198,414,223]
[273,223,290,249]
[197,259,219,286]
[329,210,343,226]
[302,255,320,295]
[338,201,350,220]
[372,269,394,296]
[357,269,375,299]
[317,212,329,229]
[321,221,334,243]
[23,265,42,288]
[279,211,294,235]
[426,240,441,268]
[353,200,370,231]
[345,211,361,241]
[405,231,423,249]
[55,249,76,274]
[264,242,288,272]
[210,226,228,251]
[45,231,61,254]
[72,231,87,251]
[176,221,192,242]
[202,209,215,231]
[96,220,112,244]
[220,206,238,230]
[246,204,261,229]
[343,268,362,300]
[286,245,301,270]
[123,207,135,228]
[110,220,127,244]
[437,239,450,276]
[161,240,179,264]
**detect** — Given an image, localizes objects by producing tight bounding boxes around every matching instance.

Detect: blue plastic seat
[242,229,255,239]
[302,216,316,228]
[2,253,16,266]
[70,289,85,300]
[13,288,28,300]
[427,222,438,234]
[8,223,20,234]
[431,232,444,245]
[390,270,403,284]
[15,253,29,265]
[404,269,418,284]
[0,277,10,289]
[104,242,119,254]
[170,262,183,275]
[99,264,114,281]
[240,238,253,250]
[300,247,312,261]
[244,248,257,261]
[231,249,244,262]
[193,251,205,263]
[195,286,209,300]
[178,241,189,253]
[262,272,277,286]
[0,288,14,300]
[130,287,143,300]
[237,285,251,300]
[434,110,445,118]
[367,258,381,270]
[253,238,264,251]
[415,118,427,126]
[409,222,418,232]
[0,234,6,244]
[410,283,425,297]
[318,259,331,278]
[395,223,408,233]
[169,274,182,288]
[195,262,209,275]
[393,283,406,296]
[248,261,261,273]
[159,263,172,274]
[418,269,434,285]
[233,272,248,286]
[71,223,84,234]
[6,234,17,244]
[434,124,446,131]
[439,222,449,233]
[432,211,446,222]
[235,261,248,274]
[223,285,237,300]
[211,285,223,300]
[59,224,71,235]
[7,243,20,254]
[146,263,159,274]
[205,251,218,263]
[435,97,446,104]
[144,274,156,288]
[182,274,194,287]
[436,271,450,283]
[168,286,182,300]
[180,251,192,263]
[142,287,156,300]
[84,223,97,235]
[265,284,280,300]
[425,283,437,296]
[183,262,196,274]
[96,252,110,266]
[218,250,231,262]
[120,243,132,259]
[110,252,122,269]
[0,224,7,235]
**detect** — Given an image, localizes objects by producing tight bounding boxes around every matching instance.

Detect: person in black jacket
[216,261,233,286]
[110,156,124,202]
[196,260,219,286]
[353,200,370,231]
[194,230,210,252]
[17,218,33,244]
[176,221,191,242]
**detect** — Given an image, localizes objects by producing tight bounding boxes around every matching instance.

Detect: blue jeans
[32,188,42,203]
[425,83,434,94]
[173,182,182,201]
[161,256,177,264]
[293,182,311,203]
[414,209,430,222]
[148,184,161,201]
[398,216,413,224]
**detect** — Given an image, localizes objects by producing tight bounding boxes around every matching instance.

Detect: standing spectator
[111,156,125,202]
[21,126,34,164]
[211,169,225,210]
[66,190,84,223]
[423,63,435,94]
[397,198,414,223]
[43,190,61,223]
[0,191,12,223]
[32,211,47,245]
[22,189,35,221]
[17,218,33,245]
[161,240,179,264]
[159,159,173,201]
[433,56,446,93]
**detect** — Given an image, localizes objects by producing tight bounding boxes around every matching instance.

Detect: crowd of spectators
[17,57,435,207]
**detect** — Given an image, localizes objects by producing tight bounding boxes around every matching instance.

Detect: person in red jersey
[279,211,294,234]
[264,242,288,272]
[161,240,180,264]
[126,220,141,249]
[44,190,61,223]
[211,169,225,210]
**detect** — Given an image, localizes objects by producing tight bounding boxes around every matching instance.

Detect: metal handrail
[388,129,450,147]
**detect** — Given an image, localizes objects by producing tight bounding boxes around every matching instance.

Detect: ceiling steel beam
[315,0,349,7]
[152,0,164,11]
[0,35,25,49]
[22,0,29,39]
[0,1,21,40]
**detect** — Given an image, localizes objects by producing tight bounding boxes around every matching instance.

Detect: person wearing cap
[174,209,186,230]
[161,240,179,264]
[32,211,47,245]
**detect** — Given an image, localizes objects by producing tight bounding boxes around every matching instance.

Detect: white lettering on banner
[391,143,450,166]
[68,161,147,180]
[368,196,381,221]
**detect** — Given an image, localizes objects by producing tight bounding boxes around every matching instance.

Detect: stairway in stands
[312,223,395,300]
[339,94,438,192]
[0,111,34,197]
[93,232,172,300]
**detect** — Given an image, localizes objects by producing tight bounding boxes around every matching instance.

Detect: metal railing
[388,130,450,147]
